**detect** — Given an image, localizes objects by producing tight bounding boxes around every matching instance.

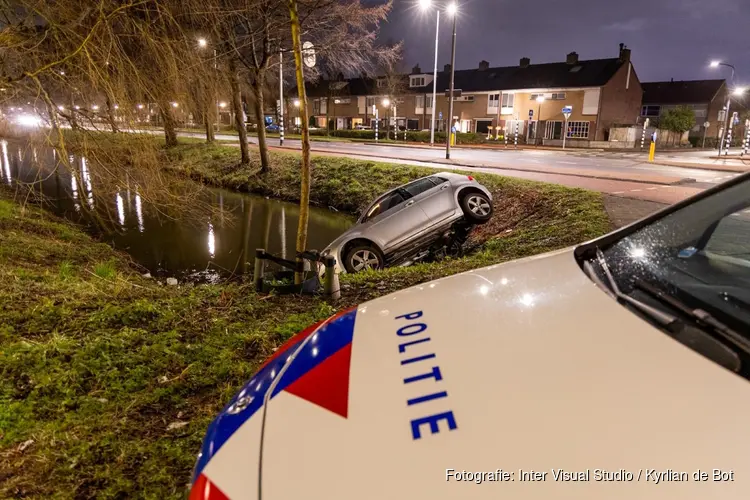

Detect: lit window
[566,121,590,138]
[488,94,500,107]
[551,92,566,100]
[501,93,514,108]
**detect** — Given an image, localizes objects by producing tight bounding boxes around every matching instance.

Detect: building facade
[289,44,643,144]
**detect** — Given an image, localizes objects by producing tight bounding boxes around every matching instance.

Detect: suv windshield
[595,178,750,333]
[360,190,405,223]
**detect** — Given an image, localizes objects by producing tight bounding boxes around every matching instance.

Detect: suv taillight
[467,175,474,181]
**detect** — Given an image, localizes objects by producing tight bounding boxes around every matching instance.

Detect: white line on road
[559,161,578,165]
[647,187,658,190]
[612,191,625,194]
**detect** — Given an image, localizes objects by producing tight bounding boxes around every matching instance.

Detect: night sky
[379,0,749,85]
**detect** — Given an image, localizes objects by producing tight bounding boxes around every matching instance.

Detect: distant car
[321,172,493,273]
[265,123,280,133]
[191,173,750,500]
[354,124,369,130]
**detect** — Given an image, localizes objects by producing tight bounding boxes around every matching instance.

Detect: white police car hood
[192,248,750,500]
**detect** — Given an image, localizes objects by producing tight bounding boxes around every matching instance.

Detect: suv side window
[430,176,448,185]
[403,178,438,197]
[361,190,405,223]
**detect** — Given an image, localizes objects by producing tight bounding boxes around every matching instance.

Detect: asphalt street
[148,129,749,206]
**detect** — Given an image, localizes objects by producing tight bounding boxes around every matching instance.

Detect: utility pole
[429,10,440,146]
[445,9,457,160]
[279,51,285,146]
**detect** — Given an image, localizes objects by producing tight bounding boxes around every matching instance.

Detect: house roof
[298,57,628,97]
[641,79,725,105]
[422,58,626,94]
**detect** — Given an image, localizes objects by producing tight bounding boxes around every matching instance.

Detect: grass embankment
[1,136,610,497]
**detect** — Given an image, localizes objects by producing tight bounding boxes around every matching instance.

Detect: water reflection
[2,140,353,279]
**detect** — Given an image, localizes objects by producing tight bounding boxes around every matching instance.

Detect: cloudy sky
[378,0,749,85]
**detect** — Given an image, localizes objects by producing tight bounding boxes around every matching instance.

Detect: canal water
[0,140,353,281]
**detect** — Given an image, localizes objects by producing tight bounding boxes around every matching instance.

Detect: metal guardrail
[253,248,339,299]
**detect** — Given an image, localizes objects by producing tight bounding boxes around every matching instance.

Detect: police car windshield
[600,177,750,334]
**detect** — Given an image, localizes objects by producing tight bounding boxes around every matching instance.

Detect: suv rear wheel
[460,192,493,223]
[344,244,384,273]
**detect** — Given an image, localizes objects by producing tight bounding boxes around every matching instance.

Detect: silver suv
[322,172,493,273]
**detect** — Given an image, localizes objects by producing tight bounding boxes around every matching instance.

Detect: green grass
[0,134,612,498]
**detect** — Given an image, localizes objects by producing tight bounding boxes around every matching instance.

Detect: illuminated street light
[91,105,99,110]
[419,0,431,9]
[293,99,300,107]
[733,87,747,96]
[382,98,390,107]
[74,105,80,110]
[57,105,64,111]
[219,101,227,108]
[172,102,179,108]
[198,38,208,48]
[446,2,458,16]
[710,60,721,68]
[137,104,144,110]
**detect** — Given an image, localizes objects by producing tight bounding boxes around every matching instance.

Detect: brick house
[289,43,642,144]
[641,79,748,141]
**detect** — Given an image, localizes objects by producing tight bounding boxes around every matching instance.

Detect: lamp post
[419,0,440,146]
[535,95,545,145]
[198,38,220,132]
[710,60,736,156]
[445,2,458,160]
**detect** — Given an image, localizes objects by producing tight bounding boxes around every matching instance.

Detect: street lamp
[137,104,144,110]
[91,104,99,111]
[172,102,179,108]
[293,99,300,107]
[198,38,208,48]
[219,101,227,108]
[709,60,736,156]
[734,87,747,96]
[419,0,441,146]
[445,2,458,159]
[198,38,220,130]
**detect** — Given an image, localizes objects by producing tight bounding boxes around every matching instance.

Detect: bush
[688,136,744,149]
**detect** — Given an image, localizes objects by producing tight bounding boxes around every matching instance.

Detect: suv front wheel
[344,244,385,273]
[460,192,493,223]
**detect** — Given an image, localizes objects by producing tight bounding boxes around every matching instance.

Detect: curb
[648,160,749,173]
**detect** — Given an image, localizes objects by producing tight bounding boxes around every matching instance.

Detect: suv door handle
[405,200,415,207]
[440,184,449,190]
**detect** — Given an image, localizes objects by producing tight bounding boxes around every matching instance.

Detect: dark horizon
[378,0,749,85]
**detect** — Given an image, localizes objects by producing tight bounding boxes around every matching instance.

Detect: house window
[641,105,661,117]
[488,94,500,108]
[501,93,514,107]
[410,76,425,87]
[425,95,433,109]
[366,96,375,108]
[313,99,321,115]
[415,95,425,109]
[551,92,566,100]
[566,121,590,138]
[377,78,386,88]
[320,99,327,114]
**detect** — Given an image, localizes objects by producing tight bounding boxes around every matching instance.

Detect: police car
[190,174,750,499]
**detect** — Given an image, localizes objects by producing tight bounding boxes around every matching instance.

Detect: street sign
[528,109,534,119]
[444,89,463,98]
[562,105,572,120]
[439,111,443,120]
[733,111,740,125]
[302,41,316,68]
[703,121,711,128]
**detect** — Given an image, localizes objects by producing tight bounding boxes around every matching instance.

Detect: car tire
[460,192,493,223]
[344,244,384,273]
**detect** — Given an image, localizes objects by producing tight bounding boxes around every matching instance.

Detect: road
[145,129,748,206]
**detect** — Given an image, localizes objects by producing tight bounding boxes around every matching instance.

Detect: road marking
[612,191,625,194]
[630,189,642,192]
[559,161,578,165]
[647,187,658,190]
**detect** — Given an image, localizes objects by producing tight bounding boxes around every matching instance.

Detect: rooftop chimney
[478,60,490,71]
[444,63,452,73]
[519,57,530,68]
[618,43,631,62]
[412,64,421,75]
[566,52,579,65]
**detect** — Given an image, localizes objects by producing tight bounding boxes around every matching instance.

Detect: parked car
[321,172,493,273]
[191,173,750,500]
[265,123,280,133]
[354,124,370,130]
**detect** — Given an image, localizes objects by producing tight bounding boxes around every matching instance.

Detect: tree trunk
[288,0,312,285]
[204,92,216,143]
[228,56,250,164]
[67,96,79,131]
[325,95,330,136]
[105,95,119,133]
[252,72,270,173]
[161,104,178,147]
